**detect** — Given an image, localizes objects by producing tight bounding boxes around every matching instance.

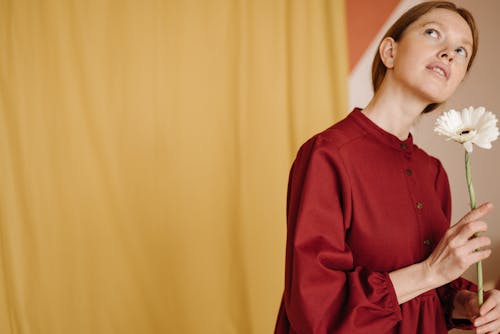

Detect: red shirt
[275,108,476,334]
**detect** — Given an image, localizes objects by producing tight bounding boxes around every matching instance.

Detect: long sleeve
[276,109,467,333]
[432,159,478,330]
[281,136,402,334]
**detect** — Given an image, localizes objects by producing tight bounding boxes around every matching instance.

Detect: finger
[453,221,489,246]
[466,249,492,265]
[476,307,496,326]
[480,293,500,316]
[461,236,491,254]
[460,202,494,224]
[476,318,500,334]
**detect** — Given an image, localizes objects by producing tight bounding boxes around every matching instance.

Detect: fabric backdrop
[0,0,348,333]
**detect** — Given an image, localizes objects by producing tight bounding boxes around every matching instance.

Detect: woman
[275,2,500,333]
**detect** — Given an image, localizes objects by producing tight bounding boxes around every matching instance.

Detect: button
[405,169,412,176]
[400,143,408,149]
[423,239,431,246]
[416,202,423,209]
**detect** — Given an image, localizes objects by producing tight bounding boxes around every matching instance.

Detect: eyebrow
[422,21,473,47]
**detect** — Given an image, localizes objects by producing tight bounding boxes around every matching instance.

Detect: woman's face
[390,8,474,104]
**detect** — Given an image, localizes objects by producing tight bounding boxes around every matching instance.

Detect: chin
[428,96,448,104]
[419,89,452,105]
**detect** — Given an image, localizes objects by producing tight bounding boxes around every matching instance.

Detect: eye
[424,28,440,39]
[455,47,468,58]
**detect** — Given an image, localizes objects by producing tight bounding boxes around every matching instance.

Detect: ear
[379,37,397,69]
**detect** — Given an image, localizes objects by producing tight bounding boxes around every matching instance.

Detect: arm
[431,159,493,330]
[388,202,492,305]
[389,158,491,306]
[283,137,491,333]
[283,137,401,333]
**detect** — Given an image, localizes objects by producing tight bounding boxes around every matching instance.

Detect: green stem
[466,150,483,306]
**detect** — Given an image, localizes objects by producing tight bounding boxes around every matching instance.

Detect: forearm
[388,261,441,304]
[389,203,492,305]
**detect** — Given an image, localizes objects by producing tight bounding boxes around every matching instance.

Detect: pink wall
[346,0,400,70]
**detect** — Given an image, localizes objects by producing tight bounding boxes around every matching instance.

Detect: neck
[362,77,431,140]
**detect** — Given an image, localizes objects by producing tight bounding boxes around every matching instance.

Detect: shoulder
[297,113,367,157]
[288,118,362,195]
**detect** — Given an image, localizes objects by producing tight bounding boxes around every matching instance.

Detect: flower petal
[435,106,499,151]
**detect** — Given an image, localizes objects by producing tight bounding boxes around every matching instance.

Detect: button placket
[400,143,412,160]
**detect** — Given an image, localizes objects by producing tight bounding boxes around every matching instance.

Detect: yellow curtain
[0,0,348,333]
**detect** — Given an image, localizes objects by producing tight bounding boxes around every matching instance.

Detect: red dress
[275,108,476,334]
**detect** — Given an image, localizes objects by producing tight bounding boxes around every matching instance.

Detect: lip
[426,62,450,80]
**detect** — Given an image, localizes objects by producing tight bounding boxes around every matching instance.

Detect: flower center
[455,128,478,142]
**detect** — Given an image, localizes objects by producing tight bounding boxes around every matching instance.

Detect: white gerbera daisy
[434,106,499,152]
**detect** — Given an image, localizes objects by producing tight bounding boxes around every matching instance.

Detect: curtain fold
[0,0,348,333]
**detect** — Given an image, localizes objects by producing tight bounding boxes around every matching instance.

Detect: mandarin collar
[350,107,414,152]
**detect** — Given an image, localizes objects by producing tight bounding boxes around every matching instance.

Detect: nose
[439,49,453,63]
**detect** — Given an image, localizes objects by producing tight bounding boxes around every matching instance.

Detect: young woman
[275,2,500,333]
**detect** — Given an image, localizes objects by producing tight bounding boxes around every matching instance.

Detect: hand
[424,202,493,286]
[452,289,500,333]
[474,290,500,334]
[456,289,500,334]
